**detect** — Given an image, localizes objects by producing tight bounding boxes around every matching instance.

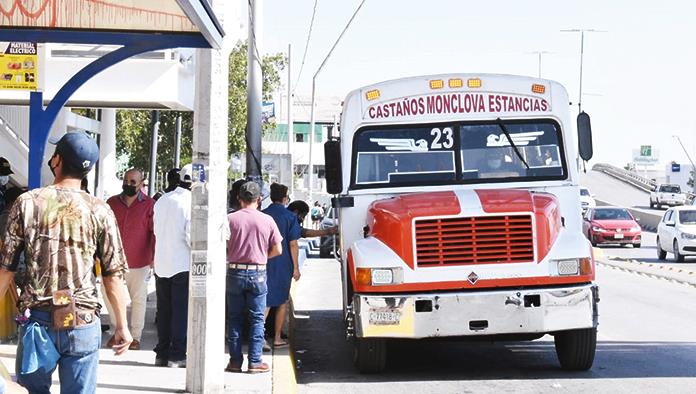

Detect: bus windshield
[352,120,566,188]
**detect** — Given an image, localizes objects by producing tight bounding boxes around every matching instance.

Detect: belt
[228,263,266,271]
[31,308,98,327]
[74,308,98,326]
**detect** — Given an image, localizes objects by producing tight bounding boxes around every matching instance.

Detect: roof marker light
[429,79,444,89]
[532,84,546,94]
[467,78,482,88]
[365,89,380,101]
[448,78,463,88]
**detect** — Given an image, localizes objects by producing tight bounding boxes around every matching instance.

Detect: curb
[272,283,298,394]
[597,257,696,288]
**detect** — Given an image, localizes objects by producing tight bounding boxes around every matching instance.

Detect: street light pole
[673,135,696,193]
[529,51,551,78]
[561,29,606,113]
[308,0,367,202]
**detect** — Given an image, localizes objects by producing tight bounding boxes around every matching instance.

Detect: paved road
[294,259,696,394]
[579,170,665,215]
[596,230,696,267]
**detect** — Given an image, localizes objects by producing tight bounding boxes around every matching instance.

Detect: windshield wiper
[495,118,530,169]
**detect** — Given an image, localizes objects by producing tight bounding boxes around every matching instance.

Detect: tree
[113,41,286,181]
[228,42,286,154]
[115,111,193,178]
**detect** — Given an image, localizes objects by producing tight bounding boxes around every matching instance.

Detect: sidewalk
[0,279,281,393]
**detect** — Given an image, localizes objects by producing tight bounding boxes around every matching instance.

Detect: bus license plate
[614,233,624,239]
[369,310,401,325]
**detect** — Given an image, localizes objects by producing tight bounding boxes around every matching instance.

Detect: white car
[656,206,696,262]
[579,187,596,212]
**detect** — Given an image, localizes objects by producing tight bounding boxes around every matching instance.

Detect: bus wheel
[353,338,387,373]
[554,327,597,371]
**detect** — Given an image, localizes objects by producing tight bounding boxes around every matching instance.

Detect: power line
[292,0,318,95]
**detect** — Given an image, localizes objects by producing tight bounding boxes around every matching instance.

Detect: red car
[582,207,642,247]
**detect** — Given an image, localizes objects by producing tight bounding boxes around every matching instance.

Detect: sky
[256,0,696,168]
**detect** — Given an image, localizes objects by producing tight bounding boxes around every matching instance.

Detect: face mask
[487,159,502,169]
[0,175,8,186]
[122,184,138,197]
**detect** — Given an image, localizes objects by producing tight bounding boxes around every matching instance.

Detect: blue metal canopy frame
[0,28,213,188]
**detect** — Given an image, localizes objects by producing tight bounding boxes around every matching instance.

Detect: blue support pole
[27,38,204,188]
[28,91,50,189]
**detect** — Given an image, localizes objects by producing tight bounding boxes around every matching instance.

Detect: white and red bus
[323,73,598,373]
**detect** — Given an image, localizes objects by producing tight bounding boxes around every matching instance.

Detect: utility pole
[185,0,231,392]
[308,0,367,201]
[287,43,294,193]
[561,29,606,113]
[246,0,263,184]
[148,110,160,196]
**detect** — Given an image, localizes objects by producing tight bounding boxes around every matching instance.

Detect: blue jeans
[227,268,267,365]
[16,310,100,394]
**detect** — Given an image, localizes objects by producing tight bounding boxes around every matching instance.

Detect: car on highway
[582,207,642,247]
[650,184,687,209]
[656,206,696,262]
[579,187,596,212]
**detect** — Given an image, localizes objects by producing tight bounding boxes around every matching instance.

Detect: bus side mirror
[324,140,343,195]
[577,112,593,161]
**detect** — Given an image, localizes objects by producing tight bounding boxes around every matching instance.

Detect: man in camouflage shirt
[0,132,132,393]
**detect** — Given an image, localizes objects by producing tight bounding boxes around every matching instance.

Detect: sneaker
[155,358,168,367]
[168,359,186,368]
[247,362,270,374]
[129,339,140,350]
[224,360,242,373]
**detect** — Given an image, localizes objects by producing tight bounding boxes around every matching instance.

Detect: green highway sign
[640,145,652,157]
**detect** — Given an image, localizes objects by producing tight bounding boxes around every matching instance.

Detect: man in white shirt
[153,165,192,368]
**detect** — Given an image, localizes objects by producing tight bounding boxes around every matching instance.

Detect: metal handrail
[592,163,695,203]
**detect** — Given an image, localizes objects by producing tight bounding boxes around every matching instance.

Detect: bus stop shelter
[0,1,233,392]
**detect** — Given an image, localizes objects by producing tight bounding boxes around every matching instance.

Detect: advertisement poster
[0,42,38,91]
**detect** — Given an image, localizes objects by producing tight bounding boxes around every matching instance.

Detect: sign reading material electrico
[366,92,550,120]
[0,42,38,91]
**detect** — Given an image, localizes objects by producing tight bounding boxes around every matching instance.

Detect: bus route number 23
[431,127,454,149]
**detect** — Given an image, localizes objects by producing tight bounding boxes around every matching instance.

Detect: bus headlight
[557,259,579,275]
[555,258,593,276]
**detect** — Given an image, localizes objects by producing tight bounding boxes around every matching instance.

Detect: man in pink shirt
[105,168,155,350]
[225,181,282,374]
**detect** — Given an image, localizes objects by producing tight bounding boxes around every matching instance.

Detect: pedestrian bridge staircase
[0,105,30,186]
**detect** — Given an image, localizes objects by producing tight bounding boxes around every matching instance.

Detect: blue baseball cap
[49,132,99,172]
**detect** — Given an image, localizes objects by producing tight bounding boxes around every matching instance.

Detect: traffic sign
[640,145,652,157]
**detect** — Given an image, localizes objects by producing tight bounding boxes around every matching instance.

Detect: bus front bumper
[354,283,598,339]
